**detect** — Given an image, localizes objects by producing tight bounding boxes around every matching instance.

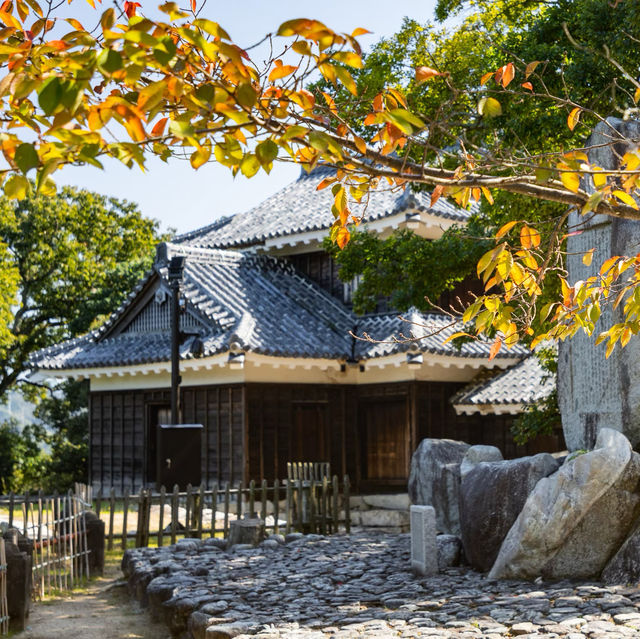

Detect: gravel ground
[122,532,640,638]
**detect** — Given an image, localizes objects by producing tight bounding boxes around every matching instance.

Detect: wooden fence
[95,475,351,550]
[0,538,7,636]
[0,490,91,598]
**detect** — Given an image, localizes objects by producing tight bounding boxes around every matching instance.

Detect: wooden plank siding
[89,380,565,495]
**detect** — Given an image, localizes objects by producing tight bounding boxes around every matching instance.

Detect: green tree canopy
[0,187,161,399]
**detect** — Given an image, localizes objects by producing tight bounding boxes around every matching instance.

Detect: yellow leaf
[496,220,518,239]
[353,135,367,155]
[612,189,639,209]
[481,186,494,204]
[520,225,541,249]
[525,60,540,78]
[478,96,502,118]
[443,331,472,344]
[593,170,607,189]
[635,87,640,104]
[190,145,211,169]
[582,249,594,266]
[567,107,581,131]
[268,62,298,82]
[560,170,580,193]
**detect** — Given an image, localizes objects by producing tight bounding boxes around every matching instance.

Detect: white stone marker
[410,505,438,576]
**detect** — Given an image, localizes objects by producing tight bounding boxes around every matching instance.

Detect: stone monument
[558,117,640,450]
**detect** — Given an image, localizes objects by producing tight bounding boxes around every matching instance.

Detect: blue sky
[58,1,438,234]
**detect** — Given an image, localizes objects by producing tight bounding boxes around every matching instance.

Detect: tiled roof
[451,353,555,408]
[174,166,474,249]
[355,310,528,361]
[31,243,526,371]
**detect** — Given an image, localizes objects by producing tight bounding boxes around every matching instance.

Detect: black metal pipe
[168,256,185,425]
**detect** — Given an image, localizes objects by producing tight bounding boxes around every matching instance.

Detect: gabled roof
[31,243,525,372]
[451,353,555,414]
[174,166,474,250]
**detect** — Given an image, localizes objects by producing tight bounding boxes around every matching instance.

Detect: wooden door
[361,399,408,480]
[291,403,327,463]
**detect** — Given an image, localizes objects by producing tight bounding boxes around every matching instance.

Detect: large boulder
[489,428,640,580]
[602,519,640,584]
[408,438,470,535]
[460,453,560,572]
[460,445,503,478]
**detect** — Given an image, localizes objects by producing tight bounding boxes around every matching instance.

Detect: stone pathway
[123,532,640,638]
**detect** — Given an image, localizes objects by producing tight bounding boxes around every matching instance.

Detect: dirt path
[16,559,170,639]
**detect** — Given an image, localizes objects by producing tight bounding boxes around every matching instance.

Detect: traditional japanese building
[31,167,562,494]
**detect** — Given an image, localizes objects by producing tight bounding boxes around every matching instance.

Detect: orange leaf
[351,27,370,36]
[191,0,196,11]
[268,61,298,82]
[415,65,443,85]
[353,135,367,155]
[567,107,581,131]
[151,117,168,137]
[489,338,502,361]
[481,186,494,204]
[316,176,336,191]
[372,93,384,112]
[500,62,515,88]
[363,113,376,126]
[430,184,444,207]
[480,71,493,85]
[336,226,350,249]
[521,81,533,91]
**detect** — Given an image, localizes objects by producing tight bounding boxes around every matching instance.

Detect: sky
[58,1,439,234]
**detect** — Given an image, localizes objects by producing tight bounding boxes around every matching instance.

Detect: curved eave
[453,402,527,416]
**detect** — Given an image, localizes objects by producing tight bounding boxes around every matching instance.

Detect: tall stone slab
[558,118,640,450]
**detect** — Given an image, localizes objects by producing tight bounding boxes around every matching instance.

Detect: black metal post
[168,256,185,425]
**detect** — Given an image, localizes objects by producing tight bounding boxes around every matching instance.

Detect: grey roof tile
[174,166,474,249]
[452,353,555,407]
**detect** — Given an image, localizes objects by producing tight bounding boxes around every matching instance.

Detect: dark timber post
[168,255,185,425]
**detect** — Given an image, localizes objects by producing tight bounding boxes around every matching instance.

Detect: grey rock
[261,539,280,549]
[558,117,640,451]
[205,622,252,638]
[358,509,410,529]
[267,533,285,544]
[602,518,640,584]
[410,505,438,576]
[227,518,265,548]
[285,532,304,543]
[460,453,560,571]
[490,428,640,580]
[460,445,503,478]
[436,535,463,569]
[408,438,470,535]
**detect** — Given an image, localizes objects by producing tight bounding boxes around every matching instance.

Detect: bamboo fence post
[157,486,166,547]
[296,478,303,533]
[107,488,115,551]
[95,489,103,519]
[45,497,51,595]
[197,483,205,539]
[122,487,130,550]
[7,493,13,529]
[185,484,192,536]
[67,492,75,587]
[248,480,255,517]
[344,475,351,534]
[135,487,144,548]
[210,482,218,538]
[320,476,328,535]
[0,538,8,636]
[170,485,179,545]
[309,481,317,534]
[332,476,339,535]
[285,480,292,535]
[22,491,30,536]
[236,481,243,520]
[260,479,267,526]
[223,483,230,537]
[36,493,44,598]
[273,479,280,535]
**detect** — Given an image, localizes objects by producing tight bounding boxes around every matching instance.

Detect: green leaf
[38,77,62,116]
[168,119,194,138]
[478,96,502,118]
[4,174,30,199]
[255,139,278,167]
[236,82,257,108]
[152,36,176,65]
[388,108,425,131]
[14,143,39,174]
[97,48,123,73]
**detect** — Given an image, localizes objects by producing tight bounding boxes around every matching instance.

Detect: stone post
[410,505,437,576]
[227,517,265,549]
[83,511,105,576]
[558,118,640,450]
[2,533,31,632]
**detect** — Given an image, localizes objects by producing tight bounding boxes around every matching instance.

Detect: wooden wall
[89,380,565,495]
[89,385,245,494]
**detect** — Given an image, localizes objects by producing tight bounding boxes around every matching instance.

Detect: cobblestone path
[123,532,640,638]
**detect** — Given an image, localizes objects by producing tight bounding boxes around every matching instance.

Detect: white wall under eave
[87,354,503,393]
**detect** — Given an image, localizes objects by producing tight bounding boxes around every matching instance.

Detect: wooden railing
[0,539,7,636]
[0,491,91,598]
[94,475,351,550]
